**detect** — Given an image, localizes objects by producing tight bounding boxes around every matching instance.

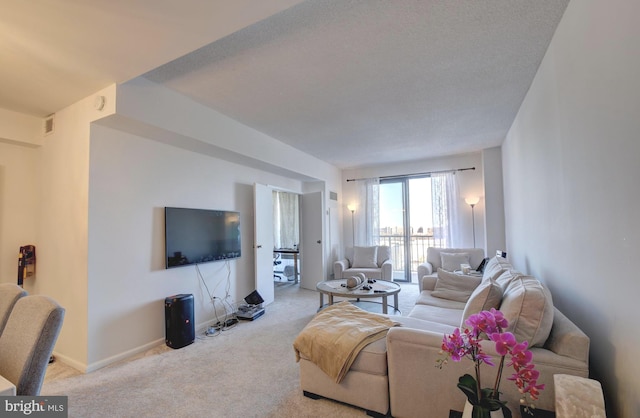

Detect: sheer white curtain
[355,178,380,246]
[273,191,299,249]
[431,172,462,248]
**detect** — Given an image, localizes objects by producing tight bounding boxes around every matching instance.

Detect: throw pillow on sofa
[431,269,482,303]
[499,275,554,347]
[352,246,378,268]
[460,278,502,327]
[440,252,470,272]
[482,256,511,282]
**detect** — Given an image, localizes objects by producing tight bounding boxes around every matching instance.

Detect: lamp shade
[465,197,480,206]
[347,204,356,212]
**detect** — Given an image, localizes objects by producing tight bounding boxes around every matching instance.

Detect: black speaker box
[165,294,194,349]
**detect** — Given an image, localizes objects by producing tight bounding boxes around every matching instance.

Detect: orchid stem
[492,355,506,399]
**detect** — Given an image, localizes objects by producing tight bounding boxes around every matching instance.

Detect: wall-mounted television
[164,207,241,269]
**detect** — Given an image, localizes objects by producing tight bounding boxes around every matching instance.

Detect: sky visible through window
[379,177,433,235]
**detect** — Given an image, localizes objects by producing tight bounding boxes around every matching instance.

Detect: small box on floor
[236,290,265,320]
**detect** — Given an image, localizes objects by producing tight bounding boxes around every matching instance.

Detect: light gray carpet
[42,282,420,417]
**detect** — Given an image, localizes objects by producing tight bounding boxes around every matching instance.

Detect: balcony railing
[376,234,446,282]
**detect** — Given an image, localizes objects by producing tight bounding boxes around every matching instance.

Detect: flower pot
[462,400,504,418]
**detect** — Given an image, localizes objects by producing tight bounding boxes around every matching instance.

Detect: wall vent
[329,191,338,201]
[44,114,55,135]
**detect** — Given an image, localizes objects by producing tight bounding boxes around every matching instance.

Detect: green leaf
[457,374,479,405]
[501,405,513,418]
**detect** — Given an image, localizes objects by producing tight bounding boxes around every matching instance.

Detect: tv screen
[165,207,241,269]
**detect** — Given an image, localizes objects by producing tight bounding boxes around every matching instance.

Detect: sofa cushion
[392,315,458,335]
[499,275,554,347]
[352,246,378,268]
[408,303,463,327]
[415,290,467,310]
[482,256,511,282]
[494,269,520,290]
[431,269,482,302]
[440,252,470,272]
[336,315,459,376]
[460,278,502,326]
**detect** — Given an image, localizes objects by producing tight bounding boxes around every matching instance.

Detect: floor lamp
[465,197,480,248]
[347,204,356,245]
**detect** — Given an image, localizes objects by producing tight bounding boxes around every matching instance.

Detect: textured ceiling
[0,0,304,116]
[145,0,570,169]
[2,1,570,169]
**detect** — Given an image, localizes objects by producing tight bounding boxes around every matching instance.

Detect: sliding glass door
[379,176,439,282]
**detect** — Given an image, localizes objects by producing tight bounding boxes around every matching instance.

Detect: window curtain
[355,178,380,246]
[431,172,462,248]
[273,191,299,249]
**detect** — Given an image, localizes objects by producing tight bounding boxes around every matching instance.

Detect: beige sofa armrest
[418,275,437,292]
[333,259,349,279]
[387,327,468,418]
[545,308,590,363]
[416,262,435,292]
[387,326,590,417]
[417,262,433,277]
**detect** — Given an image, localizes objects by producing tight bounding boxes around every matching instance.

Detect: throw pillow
[352,246,378,268]
[499,275,554,347]
[482,256,511,282]
[440,252,470,272]
[460,278,503,327]
[431,269,482,302]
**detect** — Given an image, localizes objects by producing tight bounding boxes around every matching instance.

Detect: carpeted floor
[41,281,420,417]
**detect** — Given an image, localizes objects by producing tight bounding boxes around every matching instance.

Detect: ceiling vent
[44,114,55,135]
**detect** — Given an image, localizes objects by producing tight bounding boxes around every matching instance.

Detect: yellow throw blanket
[293,301,399,383]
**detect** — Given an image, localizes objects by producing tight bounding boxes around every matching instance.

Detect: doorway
[272,190,300,283]
[253,184,325,304]
[379,176,437,282]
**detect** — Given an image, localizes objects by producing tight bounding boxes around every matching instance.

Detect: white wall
[502,0,640,416]
[1,79,342,371]
[87,124,304,368]
[81,79,341,370]
[481,147,506,256]
[0,142,39,284]
[0,108,42,285]
[0,107,42,147]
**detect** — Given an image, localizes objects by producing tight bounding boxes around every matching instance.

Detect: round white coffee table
[316,279,401,314]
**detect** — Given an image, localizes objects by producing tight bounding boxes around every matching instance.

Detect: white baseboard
[52,338,165,373]
[86,338,165,373]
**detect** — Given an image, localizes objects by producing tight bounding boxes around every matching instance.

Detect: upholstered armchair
[334,245,393,281]
[0,295,65,395]
[0,283,27,335]
[416,247,486,291]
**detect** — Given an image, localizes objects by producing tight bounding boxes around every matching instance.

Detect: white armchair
[334,245,393,281]
[417,247,485,291]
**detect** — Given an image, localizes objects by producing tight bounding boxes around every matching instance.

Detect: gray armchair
[0,295,65,395]
[0,283,27,335]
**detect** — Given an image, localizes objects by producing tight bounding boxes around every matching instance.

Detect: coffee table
[316,279,401,314]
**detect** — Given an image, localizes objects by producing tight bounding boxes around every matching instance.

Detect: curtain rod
[346,166,475,182]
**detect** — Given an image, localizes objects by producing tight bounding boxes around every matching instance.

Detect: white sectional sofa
[298,255,590,418]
